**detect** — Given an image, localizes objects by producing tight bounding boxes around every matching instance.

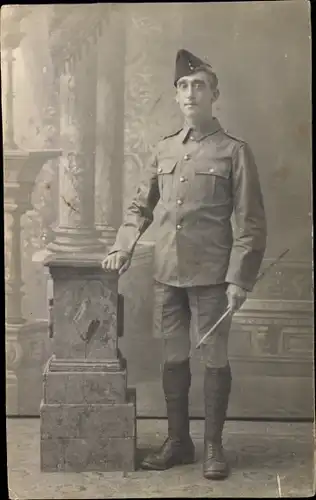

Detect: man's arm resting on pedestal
[102,151,160,274]
[225,142,267,299]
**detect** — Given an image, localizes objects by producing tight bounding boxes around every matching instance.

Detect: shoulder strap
[162,128,183,140]
[222,129,246,143]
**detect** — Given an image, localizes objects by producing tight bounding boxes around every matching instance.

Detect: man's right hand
[101,251,132,276]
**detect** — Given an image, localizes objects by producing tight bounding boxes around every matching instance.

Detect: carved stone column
[5,206,24,413]
[47,28,103,253]
[5,209,24,325]
[2,46,18,150]
[94,6,125,248]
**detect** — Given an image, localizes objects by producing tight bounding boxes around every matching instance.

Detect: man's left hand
[226,284,247,313]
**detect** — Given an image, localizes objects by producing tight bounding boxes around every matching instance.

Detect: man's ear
[175,91,179,103]
[211,88,220,103]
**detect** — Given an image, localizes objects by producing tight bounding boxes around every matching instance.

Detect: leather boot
[203,364,232,480]
[141,359,195,470]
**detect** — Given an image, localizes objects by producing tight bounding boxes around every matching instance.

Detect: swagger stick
[195,248,290,349]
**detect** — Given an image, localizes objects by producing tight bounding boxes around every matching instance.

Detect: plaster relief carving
[6,337,23,371]
[55,279,117,356]
[255,325,281,355]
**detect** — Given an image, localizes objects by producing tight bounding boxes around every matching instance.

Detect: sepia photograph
[2,1,314,498]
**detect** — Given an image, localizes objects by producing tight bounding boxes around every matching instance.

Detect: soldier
[102,49,267,480]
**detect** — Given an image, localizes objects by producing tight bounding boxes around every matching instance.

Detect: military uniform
[108,49,267,479]
[110,118,266,364]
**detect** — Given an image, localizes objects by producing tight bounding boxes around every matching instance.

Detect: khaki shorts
[153,281,231,368]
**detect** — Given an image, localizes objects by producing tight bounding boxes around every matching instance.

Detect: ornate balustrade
[3,6,62,415]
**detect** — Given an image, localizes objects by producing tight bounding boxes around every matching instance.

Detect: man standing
[102,49,267,480]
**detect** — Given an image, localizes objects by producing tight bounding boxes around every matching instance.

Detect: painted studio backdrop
[3,3,313,418]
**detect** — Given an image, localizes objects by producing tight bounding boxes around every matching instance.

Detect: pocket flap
[157,158,177,174]
[195,160,231,179]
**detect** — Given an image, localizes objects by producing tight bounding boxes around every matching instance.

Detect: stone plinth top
[4,149,62,187]
[43,253,116,270]
[47,355,126,372]
[4,148,63,213]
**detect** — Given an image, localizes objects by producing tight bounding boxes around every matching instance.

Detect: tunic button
[176,224,182,230]
[184,154,190,161]
[209,168,214,173]
[158,167,162,173]
[180,176,186,182]
[177,199,183,205]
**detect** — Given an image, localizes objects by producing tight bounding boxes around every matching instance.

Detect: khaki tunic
[110,117,267,292]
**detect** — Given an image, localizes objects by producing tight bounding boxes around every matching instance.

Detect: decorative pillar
[40,5,136,473]
[2,46,18,150]
[2,6,62,415]
[94,5,125,248]
[47,24,103,253]
[5,202,24,413]
[6,208,24,325]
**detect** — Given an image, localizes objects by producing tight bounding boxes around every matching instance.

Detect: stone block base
[40,435,136,472]
[41,389,136,439]
[43,366,127,404]
[40,389,136,472]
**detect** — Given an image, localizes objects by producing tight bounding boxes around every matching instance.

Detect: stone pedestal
[40,254,136,472]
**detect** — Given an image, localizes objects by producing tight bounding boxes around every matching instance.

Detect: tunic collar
[179,117,222,143]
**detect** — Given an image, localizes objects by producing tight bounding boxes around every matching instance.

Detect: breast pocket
[157,159,177,202]
[193,161,232,204]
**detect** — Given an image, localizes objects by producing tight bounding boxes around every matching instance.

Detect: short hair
[192,65,219,91]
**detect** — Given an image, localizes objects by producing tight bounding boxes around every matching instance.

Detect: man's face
[175,71,218,120]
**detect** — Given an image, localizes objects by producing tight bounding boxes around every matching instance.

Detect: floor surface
[6,419,315,499]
